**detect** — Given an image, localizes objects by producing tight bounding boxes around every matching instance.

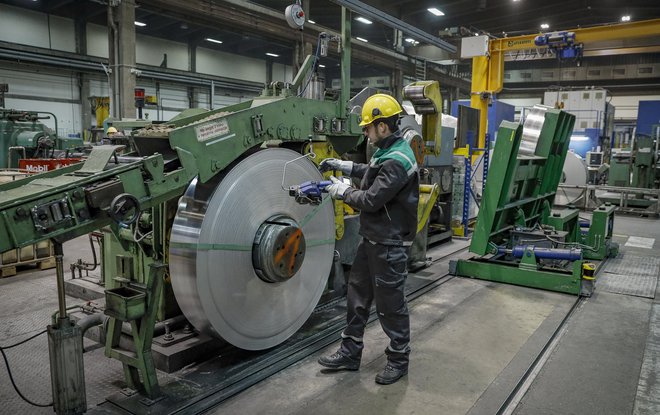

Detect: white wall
[136,35,189,71]
[0,65,82,137]
[273,63,294,83]
[609,95,660,120]
[1,6,282,84]
[0,4,75,53]
[86,23,109,58]
[196,47,267,83]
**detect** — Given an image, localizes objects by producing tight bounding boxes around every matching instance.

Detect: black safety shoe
[318,352,360,371]
[375,364,408,385]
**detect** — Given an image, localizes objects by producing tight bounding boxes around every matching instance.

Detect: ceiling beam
[328,0,456,53]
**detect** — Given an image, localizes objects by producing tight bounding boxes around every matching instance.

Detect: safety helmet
[107,126,118,134]
[359,93,403,127]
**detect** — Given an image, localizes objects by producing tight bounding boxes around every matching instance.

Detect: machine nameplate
[195,119,230,142]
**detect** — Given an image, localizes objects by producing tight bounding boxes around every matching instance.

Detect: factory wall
[0,63,83,137]
[0,4,288,136]
[0,62,246,136]
[498,95,660,123]
[0,4,75,53]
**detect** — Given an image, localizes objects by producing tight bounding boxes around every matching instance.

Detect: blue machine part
[451,100,515,144]
[534,32,583,59]
[289,180,332,205]
[499,246,582,261]
[569,128,600,157]
[636,100,660,137]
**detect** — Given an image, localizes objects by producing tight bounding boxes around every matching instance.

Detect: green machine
[450,106,618,296]
[0,109,84,168]
[0,12,390,411]
[606,129,659,210]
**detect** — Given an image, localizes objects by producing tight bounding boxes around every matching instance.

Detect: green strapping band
[169,242,252,251]
[169,238,334,252]
[300,194,332,228]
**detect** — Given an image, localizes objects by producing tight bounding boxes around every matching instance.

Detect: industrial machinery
[450,106,618,296]
[0,14,453,411]
[600,131,660,212]
[402,80,453,250]
[466,18,660,158]
[0,108,83,169]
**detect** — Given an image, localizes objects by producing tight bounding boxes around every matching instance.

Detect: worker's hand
[326,176,350,199]
[319,158,353,175]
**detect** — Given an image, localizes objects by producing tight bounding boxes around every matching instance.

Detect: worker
[106,126,118,136]
[318,93,419,385]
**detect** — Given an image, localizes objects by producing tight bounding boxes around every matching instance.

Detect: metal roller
[402,85,426,100]
[520,105,551,155]
[169,148,335,350]
[412,105,437,114]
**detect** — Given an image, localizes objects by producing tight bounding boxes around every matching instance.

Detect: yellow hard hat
[107,126,118,134]
[359,93,403,127]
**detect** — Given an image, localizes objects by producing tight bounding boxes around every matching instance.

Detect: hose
[0,330,53,407]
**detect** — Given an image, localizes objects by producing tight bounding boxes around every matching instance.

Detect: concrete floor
[207,213,660,415]
[0,213,658,415]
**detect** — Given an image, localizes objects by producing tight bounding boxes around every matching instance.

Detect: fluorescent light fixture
[428,8,445,16]
[621,15,631,22]
[540,23,549,29]
[318,64,326,68]
[205,38,223,44]
[356,37,368,43]
[405,38,416,43]
[265,52,280,57]
[355,16,373,24]
[571,135,589,142]
[307,19,316,24]
[134,21,147,27]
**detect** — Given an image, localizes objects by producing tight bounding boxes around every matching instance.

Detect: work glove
[326,176,350,200]
[319,158,353,175]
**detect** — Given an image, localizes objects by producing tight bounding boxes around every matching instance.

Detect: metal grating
[633,303,660,415]
[0,267,176,414]
[597,254,660,298]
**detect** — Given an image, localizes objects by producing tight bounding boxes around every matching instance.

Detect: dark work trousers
[339,239,411,369]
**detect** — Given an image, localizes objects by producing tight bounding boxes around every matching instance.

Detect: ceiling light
[540,23,549,29]
[266,52,280,57]
[405,38,415,43]
[427,8,445,16]
[307,19,316,24]
[318,64,326,68]
[621,15,631,22]
[205,38,223,44]
[134,21,146,27]
[355,17,373,24]
[356,37,368,43]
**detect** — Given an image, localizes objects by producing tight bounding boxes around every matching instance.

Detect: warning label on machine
[196,119,230,142]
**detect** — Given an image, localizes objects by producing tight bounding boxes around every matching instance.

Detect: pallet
[1,241,56,278]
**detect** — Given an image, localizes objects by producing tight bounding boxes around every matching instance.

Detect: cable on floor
[0,329,54,407]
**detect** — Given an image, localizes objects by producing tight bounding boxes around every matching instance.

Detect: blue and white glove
[326,176,350,199]
[319,158,353,175]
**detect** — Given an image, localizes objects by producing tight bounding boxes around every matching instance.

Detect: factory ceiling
[3,0,660,90]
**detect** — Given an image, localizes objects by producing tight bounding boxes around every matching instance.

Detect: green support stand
[451,108,598,295]
[104,263,166,399]
[452,253,583,295]
[581,204,617,260]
